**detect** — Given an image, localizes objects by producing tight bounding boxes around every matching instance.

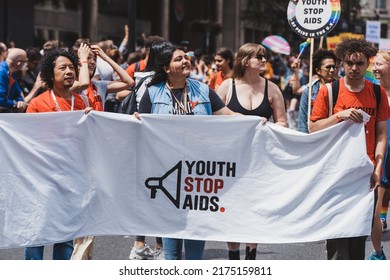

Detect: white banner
[0,112,373,248]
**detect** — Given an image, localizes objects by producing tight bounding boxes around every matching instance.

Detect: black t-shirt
[139,85,225,114]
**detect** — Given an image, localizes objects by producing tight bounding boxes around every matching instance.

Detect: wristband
[336,114,342,122]
[80,60,88,64]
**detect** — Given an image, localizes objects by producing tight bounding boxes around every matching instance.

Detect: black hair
[145,40,170,72]
[144,36,166,50]
[335,38,377,62]
[25,47,42,62]
[149,43,178,86]
[194,48,203,60]
[312,48,337,75]
[215,47,234,69]
[40,49,79,89]
[71,38,91,55]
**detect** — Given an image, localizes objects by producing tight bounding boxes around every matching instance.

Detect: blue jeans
[25,241,74,260]
[162,238,205,260]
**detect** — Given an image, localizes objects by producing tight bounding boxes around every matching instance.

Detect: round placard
[287,0,341,38]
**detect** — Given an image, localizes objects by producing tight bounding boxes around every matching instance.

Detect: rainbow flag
[297,38,311,58]
[364,58,380,85]
[299,38,311,54]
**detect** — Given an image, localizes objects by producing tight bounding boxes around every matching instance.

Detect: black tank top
[227,78,273,119]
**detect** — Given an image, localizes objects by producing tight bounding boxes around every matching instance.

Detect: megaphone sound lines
[145,160,237,213]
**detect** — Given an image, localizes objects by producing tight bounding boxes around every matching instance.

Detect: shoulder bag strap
[326,83,333,118]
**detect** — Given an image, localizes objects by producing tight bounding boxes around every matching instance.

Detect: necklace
[51,90,74,112]
[166,82,188,114]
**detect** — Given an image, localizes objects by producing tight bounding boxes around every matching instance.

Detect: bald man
[0,48,27,112]
[0,42,7,61]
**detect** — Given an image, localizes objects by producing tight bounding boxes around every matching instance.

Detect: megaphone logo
[145,161,182,209]
[145,160,235,212]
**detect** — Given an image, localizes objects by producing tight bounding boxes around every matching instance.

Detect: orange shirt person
[125,35,165,78]
[24,49,92,260]
[27,50,91,113]
[209,47,234,91]
[309,38,388,260]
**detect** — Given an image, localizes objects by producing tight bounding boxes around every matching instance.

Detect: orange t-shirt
[209,71,227,90]
[310,78,389,163]
[85,82,103,111]
[26,90,90,113]
[126,59,146,79]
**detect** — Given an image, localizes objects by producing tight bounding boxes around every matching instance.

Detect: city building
[2,0,385,55]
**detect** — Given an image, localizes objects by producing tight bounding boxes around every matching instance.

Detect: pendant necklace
[166,82,188,114]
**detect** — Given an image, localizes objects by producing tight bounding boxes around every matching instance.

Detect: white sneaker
[129,244,155,260]
[153,248,164,260]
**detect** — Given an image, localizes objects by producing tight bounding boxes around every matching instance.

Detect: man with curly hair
[26,50,91,113]
[309,38,389,259]
[25,49,92,260]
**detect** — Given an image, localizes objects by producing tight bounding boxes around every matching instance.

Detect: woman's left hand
[84,107,93,114]
[134,112,141,120]
[260,117,267,125]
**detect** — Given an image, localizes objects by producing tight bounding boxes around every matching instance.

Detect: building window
[376,0,386,9]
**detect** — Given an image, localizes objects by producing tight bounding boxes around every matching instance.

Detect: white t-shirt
[95,57,114,81]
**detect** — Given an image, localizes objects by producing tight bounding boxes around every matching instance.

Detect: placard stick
[319,36,324,49]
[307,39,315,132]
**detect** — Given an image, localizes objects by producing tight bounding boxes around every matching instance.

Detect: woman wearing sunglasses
[297,48,338,133]
[216,42,286,260]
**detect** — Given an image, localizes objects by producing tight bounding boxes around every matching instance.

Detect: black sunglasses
[255,54,267,60]
[323,65,336,71]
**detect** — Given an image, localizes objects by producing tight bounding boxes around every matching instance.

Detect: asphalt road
[1,231,390,260]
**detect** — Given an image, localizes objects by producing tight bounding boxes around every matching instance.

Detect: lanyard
[166,82,188,113]
[51,90,74,112]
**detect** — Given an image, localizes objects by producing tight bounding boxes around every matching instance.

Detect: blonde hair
[377,50,390,66]
[233,43,266,78]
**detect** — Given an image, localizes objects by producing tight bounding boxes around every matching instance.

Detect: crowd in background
[0,25,317,128]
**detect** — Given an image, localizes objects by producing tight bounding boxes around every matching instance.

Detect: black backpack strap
[373,83,381,108]
[134,61,140,72]
[121,74,153,115]
[332,79,339,108]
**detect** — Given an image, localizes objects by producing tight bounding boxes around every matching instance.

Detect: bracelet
[80,60,88,64]
[336,114,342,122]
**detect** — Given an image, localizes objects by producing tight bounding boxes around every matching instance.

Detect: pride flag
[297,38,311,59]
[299,38,311,54]
[364,58,380,85]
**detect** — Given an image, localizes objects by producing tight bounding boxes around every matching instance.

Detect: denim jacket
[148,78,212,115]
[298,79,321,133]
